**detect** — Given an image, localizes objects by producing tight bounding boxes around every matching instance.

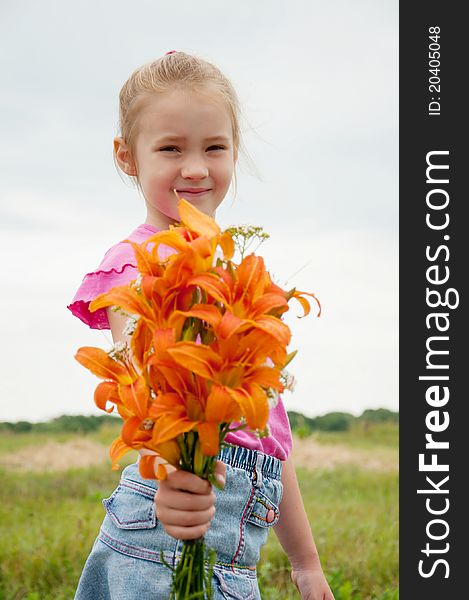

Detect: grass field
[0,422,398,599]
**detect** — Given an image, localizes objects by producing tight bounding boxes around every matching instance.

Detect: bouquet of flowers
[75,199,319,599]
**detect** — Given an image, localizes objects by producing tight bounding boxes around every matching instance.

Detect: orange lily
[75,347,136,385]
[75,198,318,479]
[164,331,284,434]
[186,254,294,345]
[145,363,234,456]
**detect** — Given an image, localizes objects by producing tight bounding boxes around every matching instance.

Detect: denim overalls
[74,445,283,599]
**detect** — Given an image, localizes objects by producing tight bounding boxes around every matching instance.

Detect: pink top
[68,224,292,460]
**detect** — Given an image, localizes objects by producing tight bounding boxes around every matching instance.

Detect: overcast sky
[0,0,398,422]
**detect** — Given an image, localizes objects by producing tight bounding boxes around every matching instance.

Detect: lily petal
[138,454,157,479]
[230,385,269,431]
[206,383,242,422]
[219,231,235,260]
[90,288,154,322]
[178,198,220,238]
[75,347,133,384]
[151,414,196,445]
[217,310,244,340]
[288,289,321,317]
[155,439,181,467]
[94,381,120,413]
[109,435,133,470]
[197,422,220,456]
[123,240,163,277]
[118,376,150,419]
[121,416,142,447]
[253,316,291,346]
[166,342,222,380]
[173,304,222,330]
[188,274,229,305]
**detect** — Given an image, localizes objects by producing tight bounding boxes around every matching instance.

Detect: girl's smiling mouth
[176,188,211,196]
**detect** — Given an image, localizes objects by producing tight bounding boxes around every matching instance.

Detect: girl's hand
[154,460,226,540]
[291,566,335,600]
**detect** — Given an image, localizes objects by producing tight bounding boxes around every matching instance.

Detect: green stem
[170,538,213,599]
[167,431,226,598]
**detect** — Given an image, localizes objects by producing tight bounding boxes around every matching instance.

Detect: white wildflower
[108,341,129,361]
[131,272,143,291]
[123,315,139,336]
[280,369,297,393]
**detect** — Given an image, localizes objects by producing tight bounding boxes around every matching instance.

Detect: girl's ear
[114,137,137,176]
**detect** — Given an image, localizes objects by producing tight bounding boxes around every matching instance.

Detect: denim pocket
[246,488,280,528]
[213,567,258,600]
[102,479,157,530]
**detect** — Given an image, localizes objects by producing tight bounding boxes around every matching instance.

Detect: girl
[68,51,334,600]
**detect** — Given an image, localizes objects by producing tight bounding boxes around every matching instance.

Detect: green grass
[0,465,117,600]
[0,425,398,600]
[259,466,398,599]
[0,422,125,456]
[311,422,399,450]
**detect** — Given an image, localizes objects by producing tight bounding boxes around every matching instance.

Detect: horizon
[0,406,399,426]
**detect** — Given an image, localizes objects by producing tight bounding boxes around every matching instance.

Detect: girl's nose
[181,160,209,179]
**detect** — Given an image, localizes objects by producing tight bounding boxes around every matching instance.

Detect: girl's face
[117,87,237,229]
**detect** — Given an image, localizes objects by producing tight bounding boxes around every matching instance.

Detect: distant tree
[313,412,354,432]
[13,421,33,433]
[359,408,398,423]
[288,410,354,433]
[287,411,316,434]
[50,415,102,433]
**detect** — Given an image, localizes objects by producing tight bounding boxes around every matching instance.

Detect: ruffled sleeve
[67,241,140,330]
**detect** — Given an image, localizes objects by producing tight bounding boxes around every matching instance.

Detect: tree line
[0,408,398,435]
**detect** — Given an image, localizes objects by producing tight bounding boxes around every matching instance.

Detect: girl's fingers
[164,469,213,495]
[156,505,216,528]
[214,460,226,488]
[153,462,227,540]
[155,487,216,511]
[162,522,212,541]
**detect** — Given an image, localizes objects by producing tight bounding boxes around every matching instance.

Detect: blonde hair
[116,51,250,197]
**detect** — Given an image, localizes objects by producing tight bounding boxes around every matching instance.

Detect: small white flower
[131,273,143,291]
[280,369,297,392]
[123,315,139,336]
[108,341,129,361]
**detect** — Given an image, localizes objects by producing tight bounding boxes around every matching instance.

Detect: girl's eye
[159,145,226,152]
